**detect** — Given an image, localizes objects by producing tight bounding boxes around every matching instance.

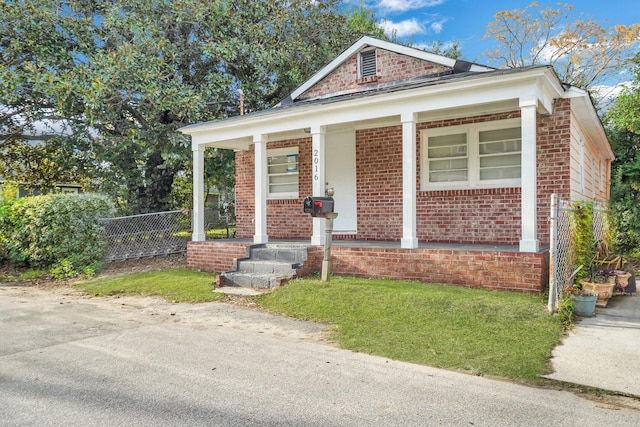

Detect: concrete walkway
[546,292,640,396]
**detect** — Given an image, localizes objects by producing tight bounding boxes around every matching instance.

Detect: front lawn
[76,268,223,302]
[257,277,564,381]
[72,268,564,382]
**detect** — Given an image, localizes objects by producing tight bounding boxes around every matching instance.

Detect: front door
[326,130,357,234]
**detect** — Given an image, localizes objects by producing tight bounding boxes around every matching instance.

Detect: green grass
[72,269,564,382]
[0,268,48,282]
[174,227,236,239]
[257,277,564,381]
[75,268,223,302]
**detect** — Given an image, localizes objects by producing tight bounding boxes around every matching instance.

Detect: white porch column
[401,112,418,249]
[254,134,268,244]
[311,125,327,245]
[192,144,206,242]
[519,99,540,252]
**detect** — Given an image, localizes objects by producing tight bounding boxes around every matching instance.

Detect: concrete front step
[220,272,292,289]
[250,244,308,263]
[236,259,299,275]
[218,244,309,290]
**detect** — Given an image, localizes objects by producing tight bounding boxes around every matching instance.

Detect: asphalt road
[1,285,639,426]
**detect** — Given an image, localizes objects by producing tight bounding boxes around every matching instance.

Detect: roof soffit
[565,87,613,159]
[182,68,565,148]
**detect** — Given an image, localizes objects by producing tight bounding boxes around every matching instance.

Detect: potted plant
[564,285,597,317]
[580,266,616,307]
[616,270,633,287]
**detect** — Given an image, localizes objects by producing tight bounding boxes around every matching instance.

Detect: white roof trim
[286,36,493,103]
[564,86,614,159]
[182,67,562,146]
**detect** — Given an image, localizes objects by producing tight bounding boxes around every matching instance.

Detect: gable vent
[360,49,377,78]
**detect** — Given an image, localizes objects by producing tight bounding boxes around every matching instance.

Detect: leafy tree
[422,40,462,60]
[1,0,379,214]
[484,2,640,89]
[605,54,640,253]
[346,6,388,40]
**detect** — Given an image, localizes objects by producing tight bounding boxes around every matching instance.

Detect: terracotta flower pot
[580,281,615,307]
[616,271,632,288]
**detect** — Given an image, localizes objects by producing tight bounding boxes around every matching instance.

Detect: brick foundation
[188,241,549,293]
[330,247,548,293]
[186,241,249,273]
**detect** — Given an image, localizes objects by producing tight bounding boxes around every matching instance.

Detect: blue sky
[359,0,640,65]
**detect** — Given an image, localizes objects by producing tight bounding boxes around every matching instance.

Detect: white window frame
[267,147,299,199]
[420,118,522,190]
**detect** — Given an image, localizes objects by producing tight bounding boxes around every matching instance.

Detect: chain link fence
[593,202,609,245]
[101,210,191,262]
[548,195,609,313]
[101,208,235,263]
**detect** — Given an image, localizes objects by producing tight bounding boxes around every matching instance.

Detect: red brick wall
[186,241,248,273]
[417,188,522,244]
[186,241,549,293]
[330,247,549,293]
[378,49,450,82]
[300,49,450,100]
[350,108,571,246]
[536,98,572,245]
[355,126,403,240]
[235,150,254,239]
[235,138,313,239]
[234,106,572,247]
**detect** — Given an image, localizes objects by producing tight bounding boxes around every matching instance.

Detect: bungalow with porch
[179,36,612,293]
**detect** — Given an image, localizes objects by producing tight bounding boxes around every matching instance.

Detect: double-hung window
[426,133,468,183]
[267,147,299,199]
[478,127,522,180]
[421,119,522,189]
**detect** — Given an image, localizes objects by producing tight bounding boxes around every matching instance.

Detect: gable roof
[281,36,495,105]
[179,38,609,162]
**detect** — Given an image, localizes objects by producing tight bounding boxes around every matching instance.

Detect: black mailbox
[303,196,334,214]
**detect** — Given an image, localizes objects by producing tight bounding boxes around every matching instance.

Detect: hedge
[0,193,114,276]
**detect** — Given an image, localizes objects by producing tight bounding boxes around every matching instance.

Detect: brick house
[180,36,612,292]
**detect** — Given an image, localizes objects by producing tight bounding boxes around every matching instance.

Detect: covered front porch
[187,239,549,293]
[182,66,565,255]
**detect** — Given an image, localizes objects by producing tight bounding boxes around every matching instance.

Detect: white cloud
[378,0,446,13]
[379,18,427,37]
[591,80,633,112]
[429,18,447,34]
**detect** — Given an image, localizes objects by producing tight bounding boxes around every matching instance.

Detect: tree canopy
[605,54,640,252]
[1,0,381,213]
[484,2,640,90]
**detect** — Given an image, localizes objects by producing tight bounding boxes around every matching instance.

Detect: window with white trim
[421,119,522,190]
[267,147,299,199]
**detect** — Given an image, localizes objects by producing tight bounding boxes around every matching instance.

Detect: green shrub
[0,193,114,275]
[0,202,9,263]
[570,201,595,281]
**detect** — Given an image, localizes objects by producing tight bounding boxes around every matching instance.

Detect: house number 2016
[313,149,320,181]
